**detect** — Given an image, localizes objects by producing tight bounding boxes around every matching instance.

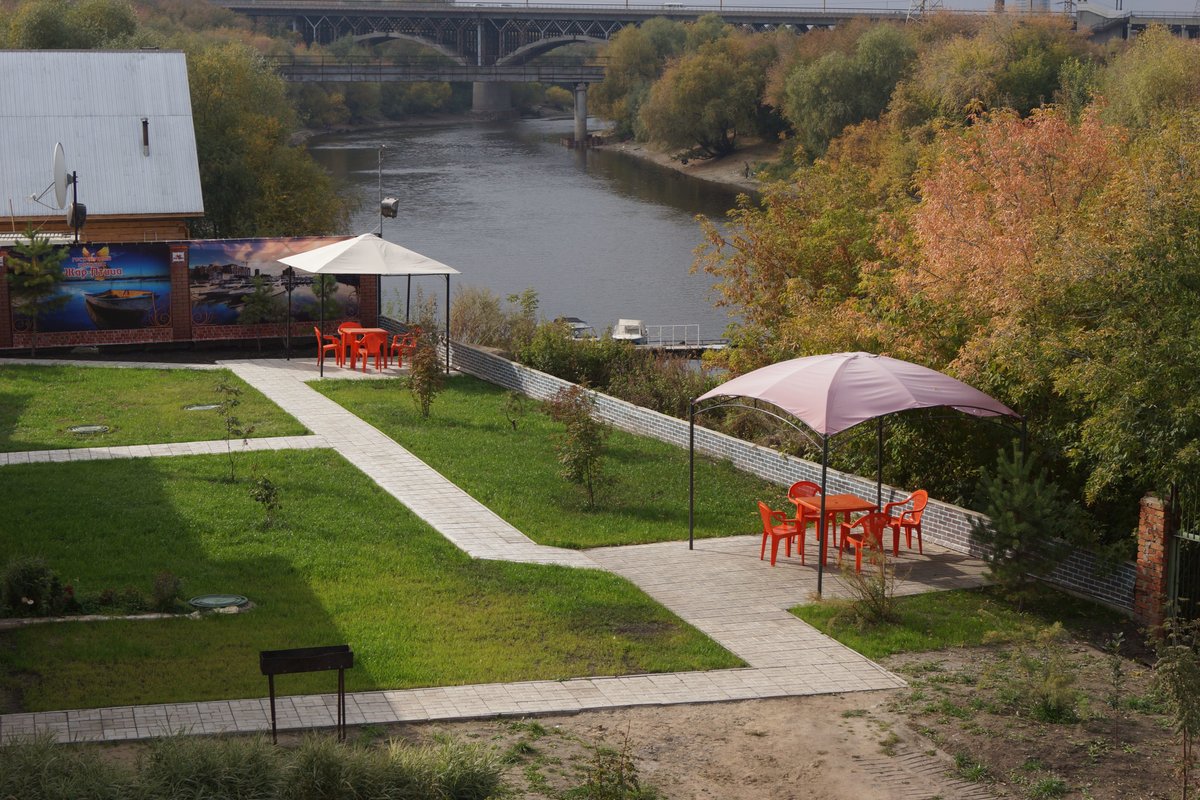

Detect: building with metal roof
[0,50,204,242]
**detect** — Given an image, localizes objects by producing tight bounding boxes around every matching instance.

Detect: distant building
[0,50,204,243]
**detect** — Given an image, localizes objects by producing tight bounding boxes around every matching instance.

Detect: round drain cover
[69,424,110,434]
[184,403,222,411]
[189,594,249,609]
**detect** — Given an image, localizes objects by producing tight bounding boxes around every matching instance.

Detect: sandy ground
[607,137,785,194]
[397,692,993,800]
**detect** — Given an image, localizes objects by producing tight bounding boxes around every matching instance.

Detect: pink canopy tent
[689,352,1023,594]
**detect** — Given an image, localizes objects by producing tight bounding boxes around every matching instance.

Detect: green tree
[782,24,916,158]
[591,19,686,138]
[638,35,767,157]
[1101,25,1200,133]
[970,446,1085,597]
[186,41,346,237]
[8,0,138,48]
[5,228,69,356]
[407,332,444,418]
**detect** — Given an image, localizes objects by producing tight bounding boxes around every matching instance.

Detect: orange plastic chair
[313,326,341,367]
[355,331,389,372]
[389,333,418,368]
[838,511,889,572]
[883,489,928,555]
[758,501,804,567]
[337,320,362,367]
[787,480,829,545]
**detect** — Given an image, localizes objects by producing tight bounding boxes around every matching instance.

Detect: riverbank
[607,136,787,194]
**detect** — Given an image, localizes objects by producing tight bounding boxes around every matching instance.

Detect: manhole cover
[189,594,249,609]
[68,424,110,434]
[184,403,222,411]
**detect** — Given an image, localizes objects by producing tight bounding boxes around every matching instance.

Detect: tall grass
[0,734,505,800]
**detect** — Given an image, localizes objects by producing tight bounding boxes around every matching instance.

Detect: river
[307,117,746,341]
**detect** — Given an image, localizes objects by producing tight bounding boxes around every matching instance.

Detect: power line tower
[906,0,944,23]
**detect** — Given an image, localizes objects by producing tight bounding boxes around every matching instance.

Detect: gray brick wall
[445,338,1136,611]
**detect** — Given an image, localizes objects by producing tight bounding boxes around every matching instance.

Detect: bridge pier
[472,82,515,118]
[574,82,588,146]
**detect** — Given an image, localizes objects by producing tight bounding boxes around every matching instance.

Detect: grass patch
[0,364,306,451]
[315,375,787,549]
[0,451,740,711]
[791,584,1125,660]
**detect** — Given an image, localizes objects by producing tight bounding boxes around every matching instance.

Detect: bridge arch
[351,32,468,65]
[497,35,608,67]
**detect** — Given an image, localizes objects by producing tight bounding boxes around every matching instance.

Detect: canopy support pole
[319,283,326,378]
[688,403,695,550]
[405,276,412,323]
[444,274,451,374]
[877,417,884,509]
[816,435,829,598]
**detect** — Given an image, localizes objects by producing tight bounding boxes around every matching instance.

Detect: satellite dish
[53,142,68,209]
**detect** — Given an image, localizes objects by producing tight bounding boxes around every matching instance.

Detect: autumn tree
[590,18,686,138]
[1101,25,1200,133]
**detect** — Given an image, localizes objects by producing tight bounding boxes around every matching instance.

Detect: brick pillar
[0,248,11,349]
[361,276,379,327]
[1134,494,1171,629]
[169,244,192,342]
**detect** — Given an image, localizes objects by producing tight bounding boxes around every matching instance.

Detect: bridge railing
[268,54,609,81]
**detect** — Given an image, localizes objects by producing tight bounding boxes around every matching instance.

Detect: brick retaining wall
[446,338,1138,612]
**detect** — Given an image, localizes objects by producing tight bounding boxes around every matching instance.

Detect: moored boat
[84,289,155,329]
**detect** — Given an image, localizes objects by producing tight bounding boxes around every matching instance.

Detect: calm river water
[307,117,746,341]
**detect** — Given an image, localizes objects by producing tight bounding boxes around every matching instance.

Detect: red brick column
[0,249,11,349]
[169,244,192,342]
[1134,494,1171,630]
[360,276,379,327]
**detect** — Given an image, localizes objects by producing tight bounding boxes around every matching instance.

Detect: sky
[460,0,1198,18]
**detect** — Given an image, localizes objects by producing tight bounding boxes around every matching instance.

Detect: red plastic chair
[787,480,824,542]
[838,511,890,573]
[355,331,389,372]
[313,326,341,367]
[337,320,362,367]
[758,501,804,567]
[883,489,928,555]
[389,333,418,368]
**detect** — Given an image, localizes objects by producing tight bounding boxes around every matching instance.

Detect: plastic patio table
[791,493,878,566]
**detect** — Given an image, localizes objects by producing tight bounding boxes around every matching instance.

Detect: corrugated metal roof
[0,50,204,221]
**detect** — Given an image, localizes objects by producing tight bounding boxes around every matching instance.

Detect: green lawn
[0,451,740,712]
[315,375,785,549]
[0,364,306,452]
[791,584,1126,660]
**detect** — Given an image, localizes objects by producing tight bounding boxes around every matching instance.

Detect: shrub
[565,733,662,800]
[450,285,539,353]
[608,353,720,420]
[0,734,135,800]
[518,322,637,388]
[141,735,283,800]
[250,475,281,529]
[544,385,611,508]
[116,585,150,613]
[835,547,901,627]
[151,570,184,613]
[408,333,445,418]
[2,556,65,617]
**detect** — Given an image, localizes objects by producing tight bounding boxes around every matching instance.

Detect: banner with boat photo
[188,237,359,327]
[4,242,173,333]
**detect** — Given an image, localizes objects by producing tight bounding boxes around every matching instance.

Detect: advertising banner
[187,237,358,327]
[3,242,172,333]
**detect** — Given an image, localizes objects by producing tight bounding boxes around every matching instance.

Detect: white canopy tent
[279,233,460,376]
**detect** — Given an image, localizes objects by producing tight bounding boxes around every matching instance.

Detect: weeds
[565,731,662,800]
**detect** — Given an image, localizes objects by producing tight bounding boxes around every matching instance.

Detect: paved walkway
[0,357,989,745]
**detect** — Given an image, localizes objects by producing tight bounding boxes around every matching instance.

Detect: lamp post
[282,267,297,360]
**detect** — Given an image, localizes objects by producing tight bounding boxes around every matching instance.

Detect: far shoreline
[294,111,784,195]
